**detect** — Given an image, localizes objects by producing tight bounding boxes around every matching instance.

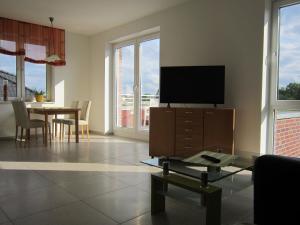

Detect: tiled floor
[0,135,253,225]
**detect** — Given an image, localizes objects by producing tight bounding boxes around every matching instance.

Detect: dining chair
[52,101,79,139]
[60,100,92,142]
[11,100,51,143]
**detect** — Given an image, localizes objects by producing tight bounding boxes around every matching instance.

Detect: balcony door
[113,35,160,139]
[269,0,300,157]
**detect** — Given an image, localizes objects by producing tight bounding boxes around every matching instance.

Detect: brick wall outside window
[275,117,300,157]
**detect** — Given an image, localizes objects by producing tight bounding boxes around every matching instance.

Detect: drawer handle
[184,129,192,132]
[184,120,192,123]
[206,112,214,115]
[184,146,192,149]
[185,111,193,114]
[184,138,192,140]
[166,111,173,113]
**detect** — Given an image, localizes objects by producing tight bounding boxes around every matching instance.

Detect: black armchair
[253,154,300,225]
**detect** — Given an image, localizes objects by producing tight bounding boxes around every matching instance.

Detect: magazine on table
[183,150,237,167]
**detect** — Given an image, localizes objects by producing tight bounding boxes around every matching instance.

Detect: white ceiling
[0,0,191,35]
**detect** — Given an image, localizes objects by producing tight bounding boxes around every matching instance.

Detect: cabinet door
[149,107,175,157]
[203,109,235,154]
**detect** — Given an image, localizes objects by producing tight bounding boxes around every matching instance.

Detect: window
[25,62,47,98]
[270,0,300,157]
[277,3,300,100]
[0,55,50,101]
[113,34,160,138]
[0,53,17,100]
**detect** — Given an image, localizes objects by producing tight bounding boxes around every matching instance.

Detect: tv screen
[160,66,225,104]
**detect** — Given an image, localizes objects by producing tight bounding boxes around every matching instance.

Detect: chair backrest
[11,100,30,127]
[253,155,300,225]
[68,101,79,119]
[79,100,91,121]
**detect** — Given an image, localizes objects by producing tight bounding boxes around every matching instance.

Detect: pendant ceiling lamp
[45,17,60,62]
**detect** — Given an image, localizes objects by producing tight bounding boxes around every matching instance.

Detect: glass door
[114,44,135,130]
[139,38,160,130]
[270,0,300,157]
[113,35,160,138]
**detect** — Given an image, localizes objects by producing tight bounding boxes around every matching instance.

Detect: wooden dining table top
[27,107,81,115]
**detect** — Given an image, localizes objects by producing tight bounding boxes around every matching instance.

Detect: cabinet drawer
[176,108,203,119]
[176,138,203,151]
[176,117,202,127]
[176,125,203,135]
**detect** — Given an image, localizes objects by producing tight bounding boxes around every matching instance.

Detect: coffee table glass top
[141,157,253,182]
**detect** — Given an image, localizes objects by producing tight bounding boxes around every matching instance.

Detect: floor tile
[0,210,9,224]
[84,186,150,223]
[0,170,53,199]
[13,201,117,225]
[122,198,206,225]
[36,170,101,185]
[0,186,78,219]
[58,174,130,199]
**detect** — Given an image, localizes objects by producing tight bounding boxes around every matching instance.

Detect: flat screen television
[159,66,225,104]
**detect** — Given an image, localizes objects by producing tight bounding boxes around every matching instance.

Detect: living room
[0,0,299,225]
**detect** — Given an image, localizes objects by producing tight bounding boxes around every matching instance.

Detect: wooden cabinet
[149,107,235,157]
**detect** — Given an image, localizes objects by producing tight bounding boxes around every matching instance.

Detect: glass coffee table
[142,156,253,183]
[141,156,254,225]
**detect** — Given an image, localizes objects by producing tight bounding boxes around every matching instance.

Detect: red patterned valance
[0,17,65,66]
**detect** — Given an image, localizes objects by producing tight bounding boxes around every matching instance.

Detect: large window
[0,53,17,99]
[277,3,300,100]
[0,55,50,101]
[270,0,300,157]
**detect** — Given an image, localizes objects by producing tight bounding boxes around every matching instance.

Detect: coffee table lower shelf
[151,172,222,225]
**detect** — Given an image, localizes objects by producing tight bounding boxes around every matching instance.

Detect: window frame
[268,0,300,153]
[112,32,160,139]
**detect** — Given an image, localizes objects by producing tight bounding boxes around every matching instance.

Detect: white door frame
[112,33,160,140]
[267,0,300,153]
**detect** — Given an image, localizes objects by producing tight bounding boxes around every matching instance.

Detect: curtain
[0,17,65,66]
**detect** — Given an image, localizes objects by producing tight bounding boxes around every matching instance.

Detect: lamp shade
[45,54,61,62]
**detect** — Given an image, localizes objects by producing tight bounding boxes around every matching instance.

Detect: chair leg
[15,125,18,141]
[81,125,84,138]
[62,124,65,139]
[35,128,38,140]
[59,123,62,140]
[20,128,23,141]
[26,129,30,141]
[49,125,51,142]
[87,125,89,140]
[42,127,45,144]
[68,125,71,143]
[54,122,57,138]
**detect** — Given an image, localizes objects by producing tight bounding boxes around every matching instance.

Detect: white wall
[0,31,90,137]
[89,0,266,156]
[53,32,90,107]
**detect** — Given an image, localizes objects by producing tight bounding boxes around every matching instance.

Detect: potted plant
[34,90,45,102]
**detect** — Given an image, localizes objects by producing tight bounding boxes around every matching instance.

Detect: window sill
[0,101,55,105]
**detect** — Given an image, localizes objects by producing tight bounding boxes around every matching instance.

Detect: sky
[116,38,160,96]
[278,3,300,88]
[0,54,46,93]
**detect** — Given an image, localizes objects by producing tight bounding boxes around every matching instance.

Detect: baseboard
[0,136,14,141]
[89,130,113,136]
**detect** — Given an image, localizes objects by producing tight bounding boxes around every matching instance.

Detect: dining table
[27,107,81,146]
